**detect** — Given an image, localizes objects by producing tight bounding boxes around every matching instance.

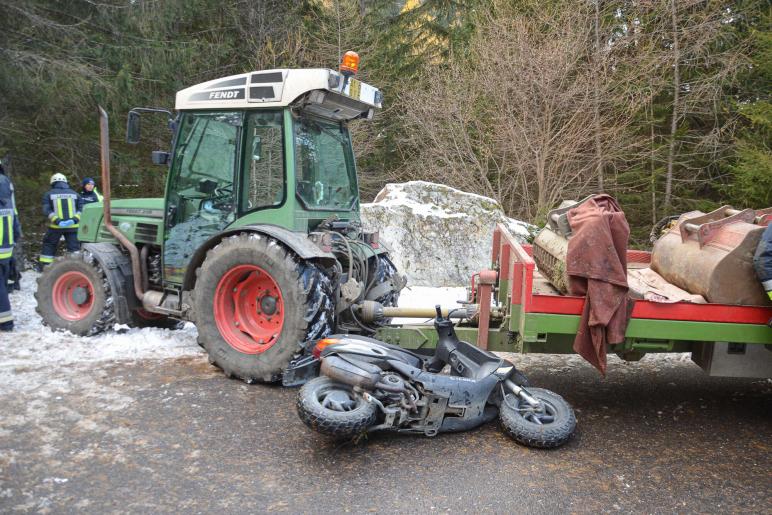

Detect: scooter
[294,306,576,449]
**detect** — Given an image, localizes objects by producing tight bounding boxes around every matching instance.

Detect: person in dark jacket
[80,177,103,204]
[0,168,21,331]
[0,160,21,292]
[754,223,772,318]
[39,173,82,267]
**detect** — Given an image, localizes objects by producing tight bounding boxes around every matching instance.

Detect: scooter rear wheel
[297,376,377,440]
[499,387,576,449]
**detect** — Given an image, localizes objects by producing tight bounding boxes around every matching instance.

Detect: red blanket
[566,195,633,375]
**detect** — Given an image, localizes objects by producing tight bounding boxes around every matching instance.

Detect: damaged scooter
[294,306,576,449]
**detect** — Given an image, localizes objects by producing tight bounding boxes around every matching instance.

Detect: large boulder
[361,181,532,286]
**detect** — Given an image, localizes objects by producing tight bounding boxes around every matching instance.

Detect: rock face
[361,181,532,287]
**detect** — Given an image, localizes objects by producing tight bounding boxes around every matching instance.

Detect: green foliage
[728,101,772,207]
[725,7,771,208]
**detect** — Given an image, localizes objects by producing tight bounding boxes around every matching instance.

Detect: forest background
[0,0,769,250]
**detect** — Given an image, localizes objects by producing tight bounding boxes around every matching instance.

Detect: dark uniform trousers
[0,260,11,330]
[40,183,82,265]
[41,228,80,263]
[0,202,16,330]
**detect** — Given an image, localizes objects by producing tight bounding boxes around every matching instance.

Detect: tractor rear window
[293,115,358,211]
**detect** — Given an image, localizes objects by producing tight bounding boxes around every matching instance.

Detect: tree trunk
[664,0,680,210]
[650,96,657,224]
[593,0,604,192]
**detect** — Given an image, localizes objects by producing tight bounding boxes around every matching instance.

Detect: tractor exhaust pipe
[99,106,146,303]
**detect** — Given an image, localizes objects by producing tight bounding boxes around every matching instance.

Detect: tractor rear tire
[35,251,115,336]
[194,233,334,383]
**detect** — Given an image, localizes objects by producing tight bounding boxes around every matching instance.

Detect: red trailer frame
[491,224,772,354]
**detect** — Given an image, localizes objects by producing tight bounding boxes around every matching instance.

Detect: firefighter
[0,160,21,292]
[0,168,21,331]
[80,177,103,204]
[39,173,82,268]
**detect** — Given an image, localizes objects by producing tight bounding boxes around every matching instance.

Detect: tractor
[35,54,406,383]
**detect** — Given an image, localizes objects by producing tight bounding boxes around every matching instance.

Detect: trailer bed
[377,225,772,364]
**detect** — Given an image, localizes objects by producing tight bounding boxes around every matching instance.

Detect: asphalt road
[1,354,770,514]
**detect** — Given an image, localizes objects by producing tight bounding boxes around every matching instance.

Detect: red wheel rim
[52,271,95,321]
[213,264,285,354]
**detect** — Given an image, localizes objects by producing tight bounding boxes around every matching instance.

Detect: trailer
[375,224,772,378]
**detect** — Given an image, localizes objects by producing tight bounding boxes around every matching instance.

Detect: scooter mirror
[435,305,443,319]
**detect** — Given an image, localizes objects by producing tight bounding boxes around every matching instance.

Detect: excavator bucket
[650,206,772,306]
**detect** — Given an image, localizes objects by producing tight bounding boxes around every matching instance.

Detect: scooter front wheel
[297,376,377,440]
[499,387,576,449]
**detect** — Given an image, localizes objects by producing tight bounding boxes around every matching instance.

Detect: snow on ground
[6,272,202,367]
[0,272,203,392]
[0,271,697,393]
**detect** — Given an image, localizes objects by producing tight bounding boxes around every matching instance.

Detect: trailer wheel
[194,233,334,383]
[297,376,377,439]
[35,251,115,336]
[499,387,576,449]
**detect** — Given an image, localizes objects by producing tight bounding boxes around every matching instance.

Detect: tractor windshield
[293,114,358,211]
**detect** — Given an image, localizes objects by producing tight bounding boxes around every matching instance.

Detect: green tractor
[36,58,406,383]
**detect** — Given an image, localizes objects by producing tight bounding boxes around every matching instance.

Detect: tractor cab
[96,60,383,286]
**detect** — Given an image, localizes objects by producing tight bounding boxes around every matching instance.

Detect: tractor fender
[81,243,136,325]
[182,224,337,292]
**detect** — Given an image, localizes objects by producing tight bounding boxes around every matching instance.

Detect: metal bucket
[650,206,771,306]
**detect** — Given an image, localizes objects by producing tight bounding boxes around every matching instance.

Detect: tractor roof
[175,68,382,121]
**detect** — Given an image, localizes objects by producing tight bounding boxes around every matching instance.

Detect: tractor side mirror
[151,151,170,166]
[127,111,141,144]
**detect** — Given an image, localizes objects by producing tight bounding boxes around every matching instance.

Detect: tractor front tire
[194,233,334,383]
[35,251,115,336]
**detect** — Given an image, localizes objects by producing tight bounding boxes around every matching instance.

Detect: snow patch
[0,272,202,391]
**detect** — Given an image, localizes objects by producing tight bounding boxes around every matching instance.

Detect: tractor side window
[294,115,358,211]
[163,111,241,284]
[241,111,284,212]
[172,112,240,199]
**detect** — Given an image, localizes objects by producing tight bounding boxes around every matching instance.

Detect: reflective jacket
[43,182,83,230]
[0,175,20,260]
[754,224,772,299]
[80,187,103,204]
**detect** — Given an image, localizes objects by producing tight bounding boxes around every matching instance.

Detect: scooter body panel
[321,334,425,370]
[387,360,504,433]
